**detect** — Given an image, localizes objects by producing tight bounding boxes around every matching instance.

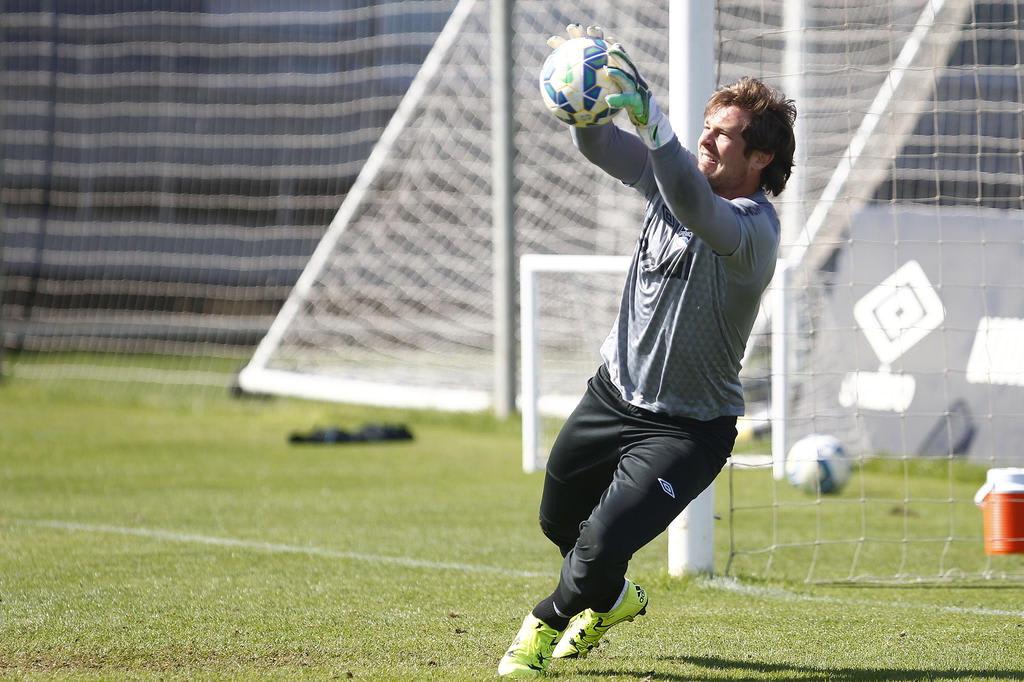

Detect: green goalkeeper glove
[603,45,675,149]
[546,22,609,51]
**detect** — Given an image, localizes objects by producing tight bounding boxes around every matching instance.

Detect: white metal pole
[775,0,802,482]
[667,0,717,577]
[771,259,790,480]
[519,256,539,473]
[669,1,715,148]
[781,0,805,253]
[491,0,516,418]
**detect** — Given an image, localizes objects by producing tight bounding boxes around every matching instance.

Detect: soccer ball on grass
[785,434,851,495]
[539,37,622,127]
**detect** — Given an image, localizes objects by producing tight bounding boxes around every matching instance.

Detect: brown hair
[705,77,796,196]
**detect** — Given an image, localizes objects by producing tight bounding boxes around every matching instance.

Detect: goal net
[1,4,455,385]
[237,0,662,407]
[722,0,1024,582]
[4,2,1022,582]
[513,1,1024,582]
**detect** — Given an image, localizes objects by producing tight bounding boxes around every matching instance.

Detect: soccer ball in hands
[539,37,622,127]
[785,434,851,494]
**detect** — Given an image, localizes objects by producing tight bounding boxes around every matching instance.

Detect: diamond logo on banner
[853,260,945,367]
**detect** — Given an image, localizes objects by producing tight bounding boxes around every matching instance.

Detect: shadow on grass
[575,655,1024,680]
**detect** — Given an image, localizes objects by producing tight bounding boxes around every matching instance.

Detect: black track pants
[539,365,737,615]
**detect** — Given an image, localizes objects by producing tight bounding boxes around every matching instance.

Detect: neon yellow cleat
[551,581,648,659]
[498,613,562,677]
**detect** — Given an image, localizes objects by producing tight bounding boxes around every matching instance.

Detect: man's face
[697,105,767,199]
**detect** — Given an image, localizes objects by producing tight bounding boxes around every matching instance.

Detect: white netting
[1,4,455,380]
[718,0,1024,582]
[513,1,1024,582]
[240,0,666,401]
[4,2,1023,581]
[245,1,1021,404]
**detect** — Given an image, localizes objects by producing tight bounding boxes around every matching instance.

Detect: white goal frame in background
[519,254,629,474]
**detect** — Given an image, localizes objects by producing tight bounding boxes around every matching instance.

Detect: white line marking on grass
[700,576,1024,618]
[11,364,232,386]
[17,519,547,579]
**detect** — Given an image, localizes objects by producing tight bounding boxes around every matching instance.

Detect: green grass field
[2,361,1023,680]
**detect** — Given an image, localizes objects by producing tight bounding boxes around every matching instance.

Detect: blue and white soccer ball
[785,434,851,494]
[539,37,622,127]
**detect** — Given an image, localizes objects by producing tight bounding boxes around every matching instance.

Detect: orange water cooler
[974,468,1024,555]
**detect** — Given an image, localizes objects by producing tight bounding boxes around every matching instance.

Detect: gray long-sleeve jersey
[572,124,779,420]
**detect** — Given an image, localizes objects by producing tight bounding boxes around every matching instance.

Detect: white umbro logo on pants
[657,478,675,498]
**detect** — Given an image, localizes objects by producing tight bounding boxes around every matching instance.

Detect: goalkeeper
[499,24,796,677]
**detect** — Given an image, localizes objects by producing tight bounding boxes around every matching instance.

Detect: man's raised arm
[570,125,654,196]
[647,139,742,255]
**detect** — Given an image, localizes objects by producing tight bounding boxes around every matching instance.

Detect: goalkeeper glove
[603,46,675,149]
[546,22,609,51]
